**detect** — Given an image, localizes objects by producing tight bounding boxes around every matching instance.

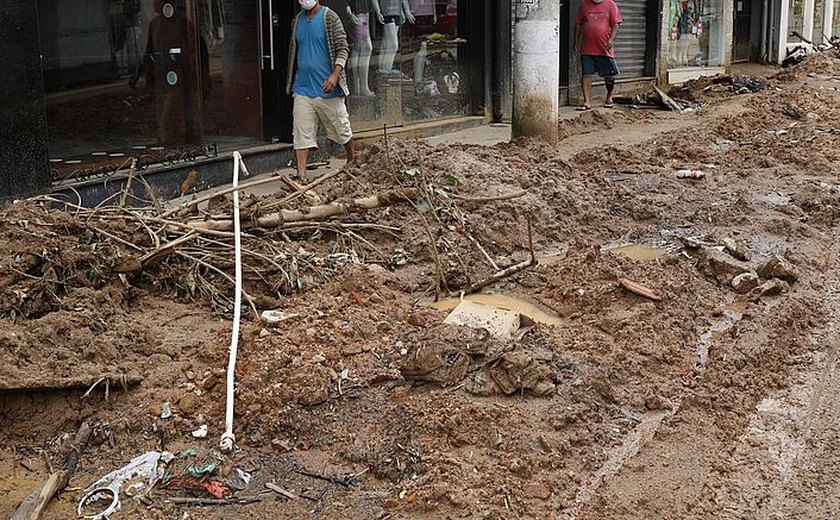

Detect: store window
[38,0,262,181]
[814,0,826,41]
[667,0,725,68]
[834,0,840,39]
[788,0,805,42]
[325,0,469,132]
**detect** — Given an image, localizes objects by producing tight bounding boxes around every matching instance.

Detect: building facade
[0,0,502,202]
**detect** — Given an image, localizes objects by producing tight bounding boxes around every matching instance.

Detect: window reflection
[39,0,261,181]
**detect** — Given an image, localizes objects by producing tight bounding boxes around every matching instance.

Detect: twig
[81,377,105,400]
[140,232,198,268]
[163,173,294,218]
[175,251,260,318]
[265,483,298,500]
[258,169,344,212]
[11,420,93,520]
[451,219,536,297]
[464,231,499,270]
[119,159,138,207]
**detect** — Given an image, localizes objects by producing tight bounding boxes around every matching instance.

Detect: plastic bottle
[676,169,706,179]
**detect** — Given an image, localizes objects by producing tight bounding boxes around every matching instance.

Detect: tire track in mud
[692,272,840,519]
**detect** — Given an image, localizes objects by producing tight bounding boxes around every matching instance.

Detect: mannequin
[375,0,414,73]
[347,0,376,95]
[672,0,697,66]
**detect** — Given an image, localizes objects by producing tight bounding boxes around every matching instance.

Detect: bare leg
[295,148,310,179]
[344,139,355,165]
[581,76,593,107]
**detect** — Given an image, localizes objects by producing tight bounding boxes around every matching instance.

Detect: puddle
[537,251,567,266]
[605,244,666,261]
[426,294,565,327]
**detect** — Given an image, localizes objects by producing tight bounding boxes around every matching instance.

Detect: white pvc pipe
[220,151,244,451]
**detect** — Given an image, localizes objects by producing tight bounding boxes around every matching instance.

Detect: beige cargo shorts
[293,95,353,150]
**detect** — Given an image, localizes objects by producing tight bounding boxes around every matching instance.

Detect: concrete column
[512,0,560,144]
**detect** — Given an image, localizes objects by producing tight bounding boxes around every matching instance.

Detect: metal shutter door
[614,0,649,78]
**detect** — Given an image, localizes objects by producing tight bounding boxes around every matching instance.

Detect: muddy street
[3,56,840,519]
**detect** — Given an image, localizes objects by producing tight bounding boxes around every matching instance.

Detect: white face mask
[299,0,317,11]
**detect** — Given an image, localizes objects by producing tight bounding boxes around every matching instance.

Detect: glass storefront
[39,0,263,180]
[324,0,469,132]
[834,0,840,38]
[788,0,805,42]
[666,0,726,67]
[34,0,475,183]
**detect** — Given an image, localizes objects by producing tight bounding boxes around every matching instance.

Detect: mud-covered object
[466,347,557,397]
[399,326,478,385]
[399,324,559,396]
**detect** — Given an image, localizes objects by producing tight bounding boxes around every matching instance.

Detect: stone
[731,271,761,294]
[260,310,300,326]
[178,392,198,415]
[443,300,520,338]
[259,328,270,338]
[698,248,753,285]
[749,279,790,300]
[757,256,799,283]
[722,237,751,261]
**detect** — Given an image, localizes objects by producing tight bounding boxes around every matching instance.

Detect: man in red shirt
[574,0,622,110]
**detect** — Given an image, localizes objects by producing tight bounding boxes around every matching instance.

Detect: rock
[722,237,751,261]
[731,272,760,294]
[757,256,799,283]
[160,401,172,419]
[749,279,790,300]
[311,354,326,364]
[698,248,753,285]
[202,374,218,391]
[191,424,208,438]
[523,483,551,500]
[341,344,364,355]
[259,328,270,338]
[178,393,198,415]
[260,310,300,326]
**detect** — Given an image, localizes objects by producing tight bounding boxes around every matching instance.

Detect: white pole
[512,0,560,144]
[220,151,244,452]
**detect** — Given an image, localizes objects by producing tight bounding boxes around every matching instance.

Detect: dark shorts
[581,55,620,78]
[383,15,401,24]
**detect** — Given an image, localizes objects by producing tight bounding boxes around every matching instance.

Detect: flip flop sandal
[604,103,615,108]
[575,105,592,111]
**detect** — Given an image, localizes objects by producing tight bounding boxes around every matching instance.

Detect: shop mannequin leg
[378,22,400,72]
[351,36,375,96]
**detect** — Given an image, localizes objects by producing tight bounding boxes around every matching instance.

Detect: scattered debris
[191,425,209,438]
[159,402,172,420]
[12,420,93,520]
[676,169,706,179]
[697,248,753,286]
[617,278,663,302]
[260,310,300,326]
[77,451,172,520]
[265,482,298,500]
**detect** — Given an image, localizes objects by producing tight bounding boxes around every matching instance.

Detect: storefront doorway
[733,0,753,61]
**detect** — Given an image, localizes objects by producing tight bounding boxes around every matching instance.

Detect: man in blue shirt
[286,0,354,179]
